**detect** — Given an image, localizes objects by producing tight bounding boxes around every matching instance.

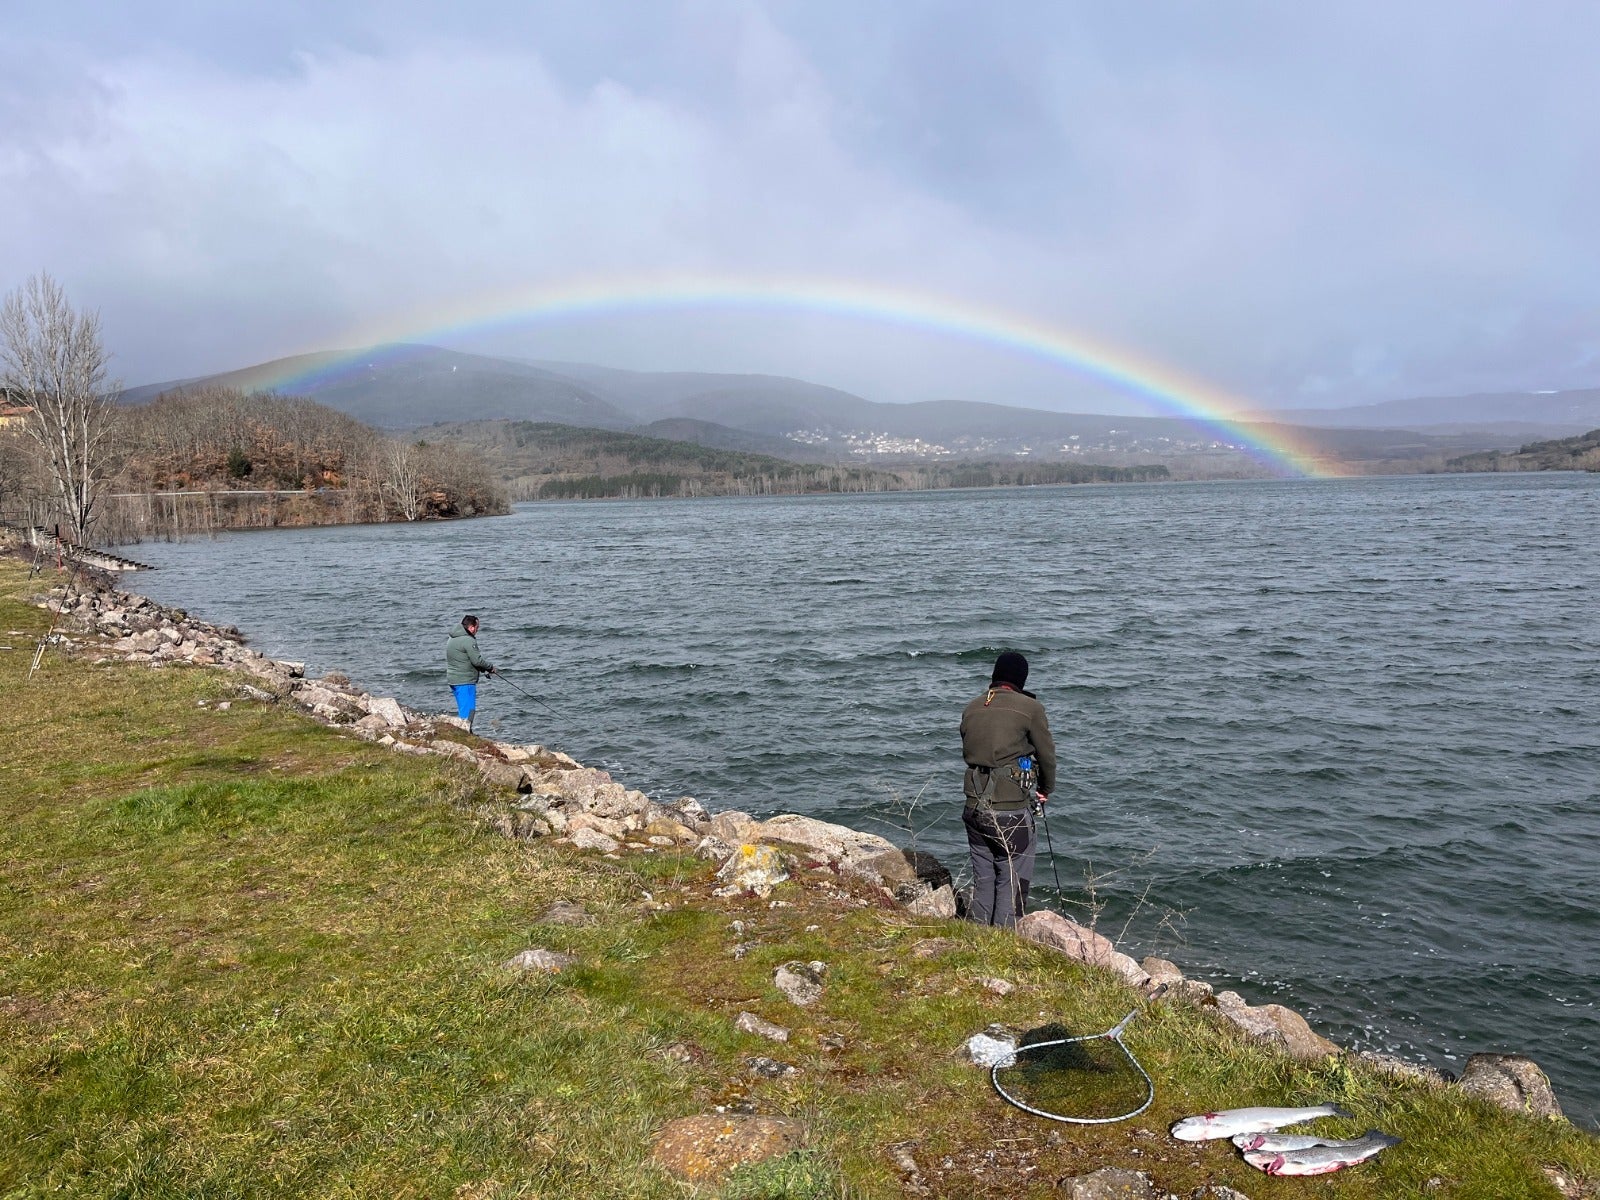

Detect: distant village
[786,425,1248,460]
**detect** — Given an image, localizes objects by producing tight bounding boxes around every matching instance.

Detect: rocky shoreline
[24,563,1575,1160]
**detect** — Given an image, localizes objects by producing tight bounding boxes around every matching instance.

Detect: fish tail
[1331,1104,1354,1119]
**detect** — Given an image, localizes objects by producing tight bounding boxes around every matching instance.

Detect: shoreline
[17,544,1581,1132]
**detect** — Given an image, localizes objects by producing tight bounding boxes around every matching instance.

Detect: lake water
[125,472,1600,1124]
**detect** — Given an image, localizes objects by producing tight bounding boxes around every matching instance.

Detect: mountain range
[118,343,1600,470]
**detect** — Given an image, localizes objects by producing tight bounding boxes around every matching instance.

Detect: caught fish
[1232,1128,1385,1153]
[1244,1130,1401,1176]
[1169,1103,1351,1142]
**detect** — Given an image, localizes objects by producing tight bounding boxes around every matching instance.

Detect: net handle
[990,1007,1155,1125]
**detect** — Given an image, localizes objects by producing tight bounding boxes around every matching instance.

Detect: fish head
[1234,1133,1266,1150]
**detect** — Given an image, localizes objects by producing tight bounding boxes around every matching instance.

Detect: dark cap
[991,651,1029,690]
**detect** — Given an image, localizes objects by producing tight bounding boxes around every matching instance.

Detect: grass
[1,553,1597,1198]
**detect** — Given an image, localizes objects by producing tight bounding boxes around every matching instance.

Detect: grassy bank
[1,556,1595,1198]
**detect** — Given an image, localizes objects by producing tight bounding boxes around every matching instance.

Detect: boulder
[1059,1167,1160,1199]
[476,758,527,791]
[714,844,790,898]
[1142,956,1185,990]
[502,812,549,839]
[695,835,735,861]
[902,883,958,918]
[773,961,827,1007]
[755,814,896,869]
[1015,910,1150,989]
[709,810,759,844]
[1457,1053,1563,1119]
[734,1011,790,1042]
[567,813,628,839]
[673,796,710,827]
[1355,1050,1452,1087]
[650,1114,806,1183]
[642,817,697,843]
[365,696,408,727]
[1212,992,1341,1061]
[569,827,621,854]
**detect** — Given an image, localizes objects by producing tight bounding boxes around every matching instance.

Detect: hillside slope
[1445,427,1600,472]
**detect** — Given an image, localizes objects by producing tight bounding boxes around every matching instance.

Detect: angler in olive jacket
[445,614,495,729]
[960,651,1057,926]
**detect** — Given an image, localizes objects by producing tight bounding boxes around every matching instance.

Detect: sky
[3,1,1597,415]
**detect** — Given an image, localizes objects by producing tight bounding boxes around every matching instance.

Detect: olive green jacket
[444,623,493,685]
[960,685,1057,810]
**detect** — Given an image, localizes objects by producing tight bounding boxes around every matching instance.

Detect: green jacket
[960,684,1057,810]
[444,623,493,685]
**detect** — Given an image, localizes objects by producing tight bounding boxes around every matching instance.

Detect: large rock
[1355,1050,1452,1087]
[904,884,957,918]
[569,827,621,853]
[542,767,638,817]
[1059,1167,1160,1198]
[1212,992,1341,1061]
[714,844,790,898]
[365,695,408,727]
[476,758,527,790]
[567,812,629,839]
[1015,910,1150,989]
[651,1114,806,1183]
[752,814,897,869]
[709,810,759,844]
[1457,1053,1563,1119]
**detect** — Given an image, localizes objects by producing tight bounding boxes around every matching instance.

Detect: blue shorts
[451,683,477,718]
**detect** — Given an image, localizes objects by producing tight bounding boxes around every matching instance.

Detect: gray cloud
[2,0,1596,412]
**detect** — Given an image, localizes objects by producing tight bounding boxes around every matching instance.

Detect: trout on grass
[1244,1129,1401,1176]
[1169,1103,1351,1142]
[1232,1128,1388,1152]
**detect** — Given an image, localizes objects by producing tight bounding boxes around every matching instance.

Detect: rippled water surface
[129,473,1600,1122]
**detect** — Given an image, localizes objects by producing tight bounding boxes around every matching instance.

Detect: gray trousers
[963,805,1035,927]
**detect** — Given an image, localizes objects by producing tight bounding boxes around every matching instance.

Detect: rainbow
[253,275,1341,477]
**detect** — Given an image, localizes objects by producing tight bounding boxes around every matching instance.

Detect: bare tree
[0,274,120,542]
[382,438,425,520]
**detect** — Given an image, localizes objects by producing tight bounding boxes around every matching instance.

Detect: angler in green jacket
[445,614,496,730]
[959,651,1057,926]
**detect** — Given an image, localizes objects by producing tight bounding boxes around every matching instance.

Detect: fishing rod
[1034,793,1065,900]
[485,669,563,721]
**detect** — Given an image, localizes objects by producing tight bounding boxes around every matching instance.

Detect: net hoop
[991,1008,1154,1125]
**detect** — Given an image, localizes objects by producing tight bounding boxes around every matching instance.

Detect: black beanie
[991,651,1029,690]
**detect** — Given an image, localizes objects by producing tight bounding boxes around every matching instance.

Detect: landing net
[991,1008,1154,1124]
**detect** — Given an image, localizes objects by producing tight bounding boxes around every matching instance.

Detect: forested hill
[423,419,1169,500]
[1445,428,1600,473]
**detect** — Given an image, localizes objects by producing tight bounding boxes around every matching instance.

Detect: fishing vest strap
[965,764,1028,812]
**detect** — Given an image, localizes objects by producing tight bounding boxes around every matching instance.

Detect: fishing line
[486,670,563,721]
[991,1007,1154,1124]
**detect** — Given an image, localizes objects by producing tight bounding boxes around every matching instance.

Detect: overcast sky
[3,1,1596,414]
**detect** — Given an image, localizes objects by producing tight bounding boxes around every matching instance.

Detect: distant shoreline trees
[101,387,507,540]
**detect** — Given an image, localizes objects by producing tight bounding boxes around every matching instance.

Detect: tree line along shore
[3,542,1596,1197]
[1,273,1176,549]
